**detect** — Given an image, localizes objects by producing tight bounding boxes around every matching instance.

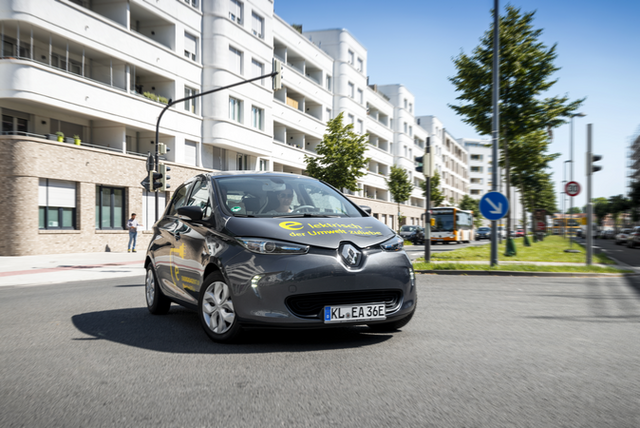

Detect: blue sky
[274,0,640,209]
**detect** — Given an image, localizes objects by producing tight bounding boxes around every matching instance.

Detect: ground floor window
[95,186,125,229]
[39,179,77,229]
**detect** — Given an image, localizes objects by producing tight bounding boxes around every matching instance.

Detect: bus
[551,214,586,236]
[430,207,474,244]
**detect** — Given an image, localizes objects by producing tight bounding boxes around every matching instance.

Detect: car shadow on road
[71,306,394,354]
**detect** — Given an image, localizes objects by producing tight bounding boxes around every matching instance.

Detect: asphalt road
[587,237,640,267]
[1,274,639,427]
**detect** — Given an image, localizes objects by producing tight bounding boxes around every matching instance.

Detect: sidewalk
[0,251,146,287]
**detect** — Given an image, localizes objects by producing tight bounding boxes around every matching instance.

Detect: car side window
[166,183,193,217]
[186,179,212,218]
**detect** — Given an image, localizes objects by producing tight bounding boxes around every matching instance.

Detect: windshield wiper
[232,214,257,218]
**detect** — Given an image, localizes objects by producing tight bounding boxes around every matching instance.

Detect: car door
[169,177,214,301]
[154,180,196,304]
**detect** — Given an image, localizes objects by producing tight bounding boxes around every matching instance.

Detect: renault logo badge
[340,243,361,266]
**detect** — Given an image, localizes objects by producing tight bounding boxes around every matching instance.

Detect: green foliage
[630,181,640,222]
[459,195,483,228]
[449,6,584,142]
[386,165,413,204]
[304,113,370,192]
[566,207,582,214]
[593,198,610,226]
[608,194,631,228]
[420,170,445,207]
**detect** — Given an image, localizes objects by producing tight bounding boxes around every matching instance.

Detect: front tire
[198,272,242,343]
[146,265,171,315]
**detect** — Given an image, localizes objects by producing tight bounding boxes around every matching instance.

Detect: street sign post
[479,192,509,221]
[565,181,580,197]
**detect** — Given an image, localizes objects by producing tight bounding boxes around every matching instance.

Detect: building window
[347,49,354,65]
[357,58,363,72]
[470,178,483,184]
[470,166,483,173]
[237,153,249,170]
[184,86,198,114]
[347,114,354,125]
[259,159,269,171]
[409,102,413,113]
[348,82,354,98]
[229,0,243,24]
[326,108,332,121]
[326,75,332,91]
[357,88,363,104]
[95,185,125,230]
[409,125,413,137]
[251,106,264,130]
[251,58,264,85]
[229,97,242,122]
[471,154,483,161]
[2,109,28,135]
[184,0,198,8]
[251,12,264,38]
[404,122,408,134]
[470,189,481,196]
[39,179,76,230]
[404,98,408,109]
[357,119,363,134]
[229,46,243,75]
[184,32,198,61]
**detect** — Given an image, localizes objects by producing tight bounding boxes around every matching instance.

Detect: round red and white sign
[565,181,580,197]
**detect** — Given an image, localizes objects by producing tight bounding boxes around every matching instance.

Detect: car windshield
[400,226,417,232]
[432,214,454,232]
[214,175,364,218]
[478,227,490,232]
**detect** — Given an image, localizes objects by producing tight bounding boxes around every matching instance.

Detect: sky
[274,0,640,210]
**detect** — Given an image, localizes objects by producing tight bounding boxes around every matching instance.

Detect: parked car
[497,227,507,239]
[627,226,640,248]
[575,228,584,238]
[475,226,491,240]
[603,229,616,239]
[515,229,525,238]
[144,172,417,342]
[615,228,634,245]
[399,225,424,244]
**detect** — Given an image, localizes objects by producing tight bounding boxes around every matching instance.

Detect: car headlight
[237,238,309,254]
[380,235,404,252]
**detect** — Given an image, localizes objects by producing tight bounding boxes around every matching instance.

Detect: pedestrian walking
[127,213,142,253]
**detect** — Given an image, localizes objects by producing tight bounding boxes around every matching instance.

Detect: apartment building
[1,0,466,256]
[416,116,469,206]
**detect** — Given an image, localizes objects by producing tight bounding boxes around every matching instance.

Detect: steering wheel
[292,205,315,213]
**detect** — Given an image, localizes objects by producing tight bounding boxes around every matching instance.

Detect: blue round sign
[479,192,509,221]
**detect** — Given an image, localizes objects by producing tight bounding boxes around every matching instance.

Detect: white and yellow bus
[430,207,474,244]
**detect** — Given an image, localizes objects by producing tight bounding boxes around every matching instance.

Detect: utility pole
[490,0,500,266]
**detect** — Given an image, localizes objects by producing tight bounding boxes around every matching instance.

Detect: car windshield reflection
[214,175,364,218]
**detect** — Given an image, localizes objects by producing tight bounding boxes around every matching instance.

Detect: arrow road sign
[480,192,509,221]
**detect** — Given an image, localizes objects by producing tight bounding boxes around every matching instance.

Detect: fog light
[251,274,264,288]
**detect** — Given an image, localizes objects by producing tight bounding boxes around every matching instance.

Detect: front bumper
[222,247,417,327]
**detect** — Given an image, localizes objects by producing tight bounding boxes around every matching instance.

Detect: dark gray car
[145,172,417,342]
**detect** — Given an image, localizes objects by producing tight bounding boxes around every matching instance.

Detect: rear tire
[146,265,171,315]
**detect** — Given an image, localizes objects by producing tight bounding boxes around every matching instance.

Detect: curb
[415,270,640,278]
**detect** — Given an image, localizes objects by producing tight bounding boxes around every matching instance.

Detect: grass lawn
[413,262,632,274]
[420,235,614,264]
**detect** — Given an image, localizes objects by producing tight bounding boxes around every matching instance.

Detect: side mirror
[359,205,372,215]
[177,205,203,222]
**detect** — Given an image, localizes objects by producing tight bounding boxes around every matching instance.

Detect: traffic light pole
[425,138,431,263]
[151,68,281,221]
[586,123,593,265]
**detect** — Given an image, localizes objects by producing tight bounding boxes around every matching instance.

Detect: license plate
[324,303,386,323]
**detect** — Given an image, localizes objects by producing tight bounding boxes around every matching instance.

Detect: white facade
[1,0,480,247]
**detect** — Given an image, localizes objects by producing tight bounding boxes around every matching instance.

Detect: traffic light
[159,162,171,191]
[158,142,169,155]
[272,58,283,91]
[151,169,163,191]
[590,154,602,173]
[414,155,424,173]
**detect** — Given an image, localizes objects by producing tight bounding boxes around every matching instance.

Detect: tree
[593,199,610,227]
[609,194,631,229]
[420,170,445,207]
[449,5,583,237]
[566,207,581,214]
[629,181,640,222]
[459,195,483,228]
[304,113,370,192]
[386,165,414,228]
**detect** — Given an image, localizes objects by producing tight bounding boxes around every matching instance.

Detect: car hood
[225,216,395,249]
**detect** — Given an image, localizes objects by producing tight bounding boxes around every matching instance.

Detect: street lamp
[567,112,586,251]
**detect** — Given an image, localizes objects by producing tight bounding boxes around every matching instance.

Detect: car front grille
[286,289,403,318]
